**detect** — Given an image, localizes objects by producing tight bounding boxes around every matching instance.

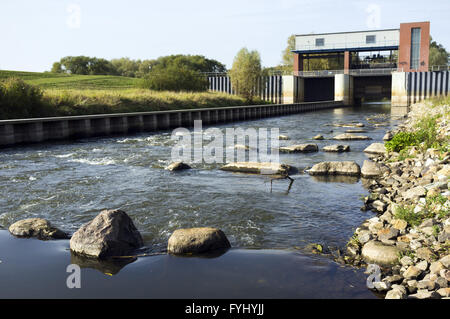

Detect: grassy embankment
[0,70,265,119]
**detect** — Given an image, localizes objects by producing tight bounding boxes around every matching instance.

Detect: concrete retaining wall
[0,101,343,147]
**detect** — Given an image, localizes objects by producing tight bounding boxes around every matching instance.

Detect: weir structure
[209,21,449,112]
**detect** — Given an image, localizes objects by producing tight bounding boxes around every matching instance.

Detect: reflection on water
[70,253,137,275]
[0,103,397,252]
[311,175,360,184]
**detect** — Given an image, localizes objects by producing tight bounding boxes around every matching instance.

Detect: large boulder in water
[361,241,400,266]
[361,160,382,178]
[220,162,291,175]
[168,227,231,254]
[165,161,191,171]
[9,218,68,240]
[364,143,386,155]
[333,133,371,140]
[279,144,318,153]
[323,144,350,152]
[70,209,144,258]
[307,161,361,176]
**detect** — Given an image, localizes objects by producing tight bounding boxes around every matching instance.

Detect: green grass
[0,70,268,119]
[394,194,449,227]
[0,70,139,90]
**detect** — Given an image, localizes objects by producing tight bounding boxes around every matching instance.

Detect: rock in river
[307,161,361,176]
[168,227,231,254]
[9,218,68,240]
[70,209,144,258]
[323,144,350,152]
[361,160,382,178]
[220,162,291,175]
[279,144,318,153]
[333,133,371,141]
[364,143,386,155]
[361,241,400,266]
[165,161,191,171]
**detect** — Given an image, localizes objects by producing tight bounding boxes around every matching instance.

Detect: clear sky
[0,0,449,72]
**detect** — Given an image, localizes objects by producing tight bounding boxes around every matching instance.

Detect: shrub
[385,131,418,152]
[140,64,208,92]
[0,77,50,119]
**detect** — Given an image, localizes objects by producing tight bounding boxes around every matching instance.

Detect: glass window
[315,38,325,47]
[410,28,421,70]
[366,35,376,44]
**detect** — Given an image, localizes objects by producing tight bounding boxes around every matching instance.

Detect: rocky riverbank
[343,99,450,299]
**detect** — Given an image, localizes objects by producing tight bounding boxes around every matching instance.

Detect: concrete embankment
[344,100,450,299]
[0,101,342,147]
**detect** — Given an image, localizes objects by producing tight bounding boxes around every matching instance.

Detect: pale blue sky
[0,0,449,72]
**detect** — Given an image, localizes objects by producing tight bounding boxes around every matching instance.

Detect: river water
[0,102,399,298]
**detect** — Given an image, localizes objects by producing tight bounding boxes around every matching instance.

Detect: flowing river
[0,102,400,298]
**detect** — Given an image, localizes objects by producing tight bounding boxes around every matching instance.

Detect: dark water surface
[0,102,397,298]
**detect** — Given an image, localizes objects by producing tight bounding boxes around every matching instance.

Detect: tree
[281,34,296,69]
[229,48,262,102]
[141,63,208,92]
[51,62,63,73]
[429,37,449,67]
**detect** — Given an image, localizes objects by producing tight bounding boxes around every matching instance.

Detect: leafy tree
[429,37,449,67]
[229,48,262,102]
[51,62,63,73]
[141,63,208,92]
[281,34,296,69]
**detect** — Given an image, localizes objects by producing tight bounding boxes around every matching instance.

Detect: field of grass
[0,70,265,119]
[0,70,139,90]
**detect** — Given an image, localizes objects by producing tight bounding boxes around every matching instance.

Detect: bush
[0,77,51,119]
[385,131,418,152]
[140,64,208,92]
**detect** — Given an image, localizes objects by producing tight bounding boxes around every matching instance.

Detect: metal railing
[294,68,402,77]
[429,65,450,71]
[294,40,399,52]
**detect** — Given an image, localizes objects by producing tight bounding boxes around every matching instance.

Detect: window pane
[315,38,324,46]
[366,35,376,44]
[410,28,421,70]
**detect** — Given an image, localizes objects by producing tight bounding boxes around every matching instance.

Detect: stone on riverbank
[279,144,318,153]
[364,143,386,155]
[361,241,400,266]
[307,161,361,176]
[361,160,382,178]
[333,123,365,128]
[165,161,191,171]
[278,135,289,140]
[323,144,350,152]
[313,134,324,140]
[167,227,231,254]
[9,218,68,240]
[333,133,372,141]
[70,209,144,258]
[220,162,292,175]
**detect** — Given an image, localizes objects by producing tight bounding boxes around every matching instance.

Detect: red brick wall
[398,22,430,72]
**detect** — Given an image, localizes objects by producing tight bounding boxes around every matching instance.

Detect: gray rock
[358,230,372,245]
[361,160,382,178]
[70,209,144,258]
[436,288,450,297]
[417,280,435,290]
[333,133,371,141]
[383,132,393,141]
[435,277,448,289]
[167,227,231,254]
[323,144,350,152]
[400,256,414,267]
[279,144,319,153]
[416,247,436,262]
[403,186,427,200]
[385,289,406,299]
[307,161,361,177]
[364,143,387,155]
[430,261,444,274]
[377,227,399,242]
[416,260,428,271]
[313,134,324,140]
[439,255,450,268]
[372,200,387,213]
[9,218,68,240]
[408,289,440,299]
[165,161,191,171]
[373,281,391,292]
[403,266,422,280]
[361,241,400,266]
